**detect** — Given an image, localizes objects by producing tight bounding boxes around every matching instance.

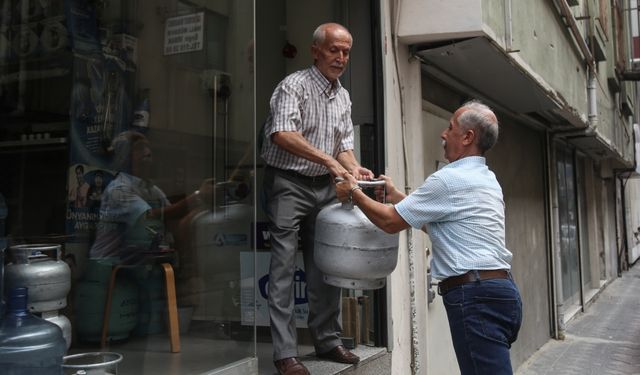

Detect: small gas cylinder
[4,244,71,313]
[314,180,399,289]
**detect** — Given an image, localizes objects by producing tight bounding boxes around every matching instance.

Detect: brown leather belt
[438,269,510,295]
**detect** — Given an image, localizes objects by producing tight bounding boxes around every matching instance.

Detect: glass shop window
[0,0,256,373]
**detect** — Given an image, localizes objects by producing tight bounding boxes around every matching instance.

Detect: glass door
[556,145,581,309]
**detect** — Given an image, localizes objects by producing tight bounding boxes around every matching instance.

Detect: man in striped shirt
[261,23,373,375]
[336,101,523,375]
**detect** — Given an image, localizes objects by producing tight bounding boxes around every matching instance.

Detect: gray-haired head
[456,100,499,153]
[312,23,352,46]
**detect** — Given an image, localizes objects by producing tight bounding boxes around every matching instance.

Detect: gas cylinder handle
[356,179,388,205]
[333,177,386,188]
[356,180,386,188]
[334,178,387,209]
[9,244,62,264]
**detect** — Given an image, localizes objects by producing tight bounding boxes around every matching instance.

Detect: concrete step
[298,346,390,375]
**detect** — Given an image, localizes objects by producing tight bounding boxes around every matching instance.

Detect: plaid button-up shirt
[261,65,354,176]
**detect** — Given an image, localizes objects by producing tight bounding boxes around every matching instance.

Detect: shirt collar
[310,65,342,98]
[444,155,486,169]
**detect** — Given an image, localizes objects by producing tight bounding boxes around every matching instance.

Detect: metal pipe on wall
[587,69,598,129]
[392,0,421,372]
[552,0,598,130]
[504,0,513,51]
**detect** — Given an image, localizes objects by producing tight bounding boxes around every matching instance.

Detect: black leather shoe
[273,357,310,375]
[317,345,360,364]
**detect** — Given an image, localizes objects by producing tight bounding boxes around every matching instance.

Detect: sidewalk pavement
[516,263,640,375]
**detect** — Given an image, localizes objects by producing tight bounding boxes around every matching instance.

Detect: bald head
[312,23,352,46]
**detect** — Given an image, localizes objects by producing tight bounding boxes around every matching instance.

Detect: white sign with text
[164,12,204,55]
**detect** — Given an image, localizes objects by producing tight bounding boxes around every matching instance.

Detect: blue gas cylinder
[0,287,66,374]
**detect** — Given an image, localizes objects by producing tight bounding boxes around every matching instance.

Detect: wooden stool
[100,262,181,353]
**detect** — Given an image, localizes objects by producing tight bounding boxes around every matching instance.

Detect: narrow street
[516,263,640,375]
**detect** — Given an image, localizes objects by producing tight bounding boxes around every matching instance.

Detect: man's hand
[197,178,217,205]
[352,166,374,181]
[325,158,350,178]
[374,174,404,204]
[335,172,359,203]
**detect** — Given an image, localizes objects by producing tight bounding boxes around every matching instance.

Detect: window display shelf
[0,50,73,67]
[0,67,70,84]
[0,137,67,148]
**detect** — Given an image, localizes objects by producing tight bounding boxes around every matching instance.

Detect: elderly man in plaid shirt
[261,22,373,375]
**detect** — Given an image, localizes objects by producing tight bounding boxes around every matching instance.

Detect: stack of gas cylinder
[4,244,72,349]
[0,193,68,373]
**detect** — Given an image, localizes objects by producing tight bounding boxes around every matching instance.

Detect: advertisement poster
[64,0,136,242]
[65,164,115,241]
[240,251,308,328]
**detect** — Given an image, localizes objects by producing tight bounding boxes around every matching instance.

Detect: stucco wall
[483,0,588,120]
[398,0,589,123]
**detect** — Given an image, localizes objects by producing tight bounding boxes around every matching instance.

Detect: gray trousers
[263,167,343,360]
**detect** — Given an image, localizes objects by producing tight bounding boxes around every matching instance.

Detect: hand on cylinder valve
[335,172,360,203]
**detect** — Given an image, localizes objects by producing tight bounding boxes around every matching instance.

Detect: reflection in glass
[0,0,255,373]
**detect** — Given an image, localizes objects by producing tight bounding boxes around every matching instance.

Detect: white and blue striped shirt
[394,156,513,280]
[261,66,354,176]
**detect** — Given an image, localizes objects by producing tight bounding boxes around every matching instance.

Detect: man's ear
[462,129,476,146]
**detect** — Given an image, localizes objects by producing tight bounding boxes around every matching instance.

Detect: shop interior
[0,0,382,373]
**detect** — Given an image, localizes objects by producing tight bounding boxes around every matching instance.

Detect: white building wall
[380,0,638,374]
[379,2,431,374]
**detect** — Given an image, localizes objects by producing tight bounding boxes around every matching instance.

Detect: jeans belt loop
[472,270,481,282]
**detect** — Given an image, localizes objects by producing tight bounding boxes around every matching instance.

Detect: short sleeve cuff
[339,139,354,152]
[394,199,421,229]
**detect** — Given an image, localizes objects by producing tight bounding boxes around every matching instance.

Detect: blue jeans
[442,276,522,375]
